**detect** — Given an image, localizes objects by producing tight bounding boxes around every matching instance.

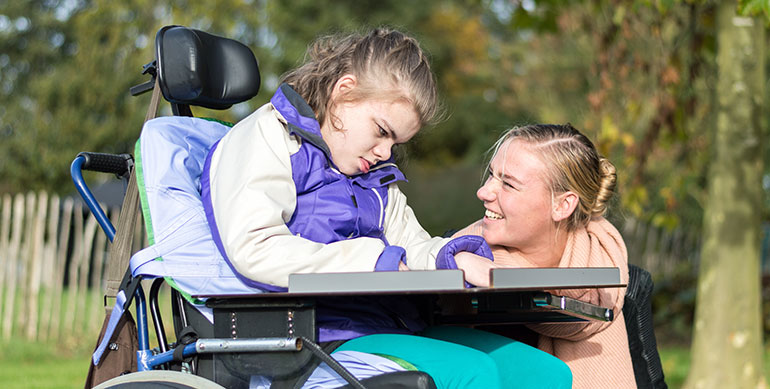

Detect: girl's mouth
[359,158,371,173]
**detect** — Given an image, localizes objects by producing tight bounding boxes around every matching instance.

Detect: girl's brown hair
[281,28,441,129]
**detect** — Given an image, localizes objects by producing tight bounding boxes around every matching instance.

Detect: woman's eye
[378,125,387,136]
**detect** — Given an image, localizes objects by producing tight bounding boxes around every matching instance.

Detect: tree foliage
[0,0,768,235]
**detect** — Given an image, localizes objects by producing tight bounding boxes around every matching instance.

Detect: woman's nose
[477,178,498,202]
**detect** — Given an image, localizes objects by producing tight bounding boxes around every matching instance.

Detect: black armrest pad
[623,264,668,389]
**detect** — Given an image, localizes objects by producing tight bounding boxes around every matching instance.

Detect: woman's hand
[398,261,410,271]
[453,252,498,287]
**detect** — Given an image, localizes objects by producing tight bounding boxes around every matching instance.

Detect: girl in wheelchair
[189,27,571,388]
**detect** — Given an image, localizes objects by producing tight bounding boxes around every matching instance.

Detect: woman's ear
[331,74,357,100]
[552,191,579,222]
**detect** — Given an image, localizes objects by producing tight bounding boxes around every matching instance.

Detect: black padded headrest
[155,25,260,110]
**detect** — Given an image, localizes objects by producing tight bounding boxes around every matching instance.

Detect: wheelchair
[73,25,436,389]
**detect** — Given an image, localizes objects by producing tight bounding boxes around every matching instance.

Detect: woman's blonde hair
[281,28,440,129]
[487,123,617,231]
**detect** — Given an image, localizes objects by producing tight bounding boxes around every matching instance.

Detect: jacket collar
[270,83,406,186]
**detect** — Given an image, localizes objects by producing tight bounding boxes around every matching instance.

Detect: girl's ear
[552,191,579,223]
[331,74,357,100]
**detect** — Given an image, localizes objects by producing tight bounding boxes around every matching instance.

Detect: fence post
[2,194,25,339]
[75,215,97,334]
[15,192,36,336]
[64,201,84,337]
[88,206,113,334]
[0,194,11,332]
[26,191,47,340]
[50,198,73,340]
[39,195,60,342]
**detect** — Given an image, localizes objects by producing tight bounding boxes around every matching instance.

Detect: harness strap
[94,77,161,366]
[92,290,128,365]
[104,77,161,298]
[172,326,199,362]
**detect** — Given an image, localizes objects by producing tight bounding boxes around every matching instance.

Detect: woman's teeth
[485,209,503,220]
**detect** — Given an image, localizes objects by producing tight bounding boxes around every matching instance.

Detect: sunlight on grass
[0,338,91,389]
[659,346,691,388]
[0,284,176,389]
[659,345,770,389]
[2,338,769,388]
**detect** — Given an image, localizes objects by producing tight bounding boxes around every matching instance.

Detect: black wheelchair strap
[269,339,346,389]
[172,325,199,362]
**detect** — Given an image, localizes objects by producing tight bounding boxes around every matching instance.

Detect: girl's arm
[383,186,496,285]
[381,184,447,270]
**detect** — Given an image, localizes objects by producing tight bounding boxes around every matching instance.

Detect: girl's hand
[398,261,410,271]
[454,252,498,287]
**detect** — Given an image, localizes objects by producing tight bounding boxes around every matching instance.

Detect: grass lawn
[1,339,768,388]
[0,338,92,389]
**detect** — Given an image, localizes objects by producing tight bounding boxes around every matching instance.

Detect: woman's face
[320,75,420,176]
[476,139,556,249]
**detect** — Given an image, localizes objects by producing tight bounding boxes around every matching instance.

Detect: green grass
[0,285,176,388]
[658,345,770,388]
[659,346,693,388]
[0,338,92,389]
[1,339,768,388]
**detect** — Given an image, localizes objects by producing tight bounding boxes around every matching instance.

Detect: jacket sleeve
[382,184,447,270]
[208,105,385,288]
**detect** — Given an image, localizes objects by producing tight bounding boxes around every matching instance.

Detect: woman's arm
[384,195,497,285]
[454,219,627,338]
[529,219,629,340]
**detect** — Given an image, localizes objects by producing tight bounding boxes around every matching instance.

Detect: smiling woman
[455,123,635,389]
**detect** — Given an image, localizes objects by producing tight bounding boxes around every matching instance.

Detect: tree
[684,2,766,387]
[0,0,266,193]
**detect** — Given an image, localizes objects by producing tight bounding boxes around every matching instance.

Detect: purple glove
[436,235,493,287]
[375,245,407,271]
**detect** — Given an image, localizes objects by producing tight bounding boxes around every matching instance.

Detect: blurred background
[0,0,768,388]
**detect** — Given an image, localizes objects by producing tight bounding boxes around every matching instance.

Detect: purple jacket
[202,84,492,342]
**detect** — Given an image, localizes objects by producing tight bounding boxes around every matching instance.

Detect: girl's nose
[372,141,392,162]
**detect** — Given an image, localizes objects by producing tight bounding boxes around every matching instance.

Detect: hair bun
[592,158,617,215]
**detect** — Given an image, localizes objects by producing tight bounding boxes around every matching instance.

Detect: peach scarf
[457,217,637,388]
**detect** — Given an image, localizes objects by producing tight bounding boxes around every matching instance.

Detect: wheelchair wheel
[93,371,225,389]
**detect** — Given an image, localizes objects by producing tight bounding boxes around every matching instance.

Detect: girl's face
[476,140,556,249]
[320,75,420,176]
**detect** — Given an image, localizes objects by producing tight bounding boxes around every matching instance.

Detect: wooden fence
[621,217,703,277]
[0,189,729,343]
[0,191,121,342]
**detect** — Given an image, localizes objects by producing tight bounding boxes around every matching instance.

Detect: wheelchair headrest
[155,25,260,110]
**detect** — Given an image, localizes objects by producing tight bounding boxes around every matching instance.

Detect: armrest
[533,293,614,321]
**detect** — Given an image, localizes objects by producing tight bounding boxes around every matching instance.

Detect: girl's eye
[378,125,387,136]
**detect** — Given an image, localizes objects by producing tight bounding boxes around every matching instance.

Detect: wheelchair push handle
[77,152,134,178]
